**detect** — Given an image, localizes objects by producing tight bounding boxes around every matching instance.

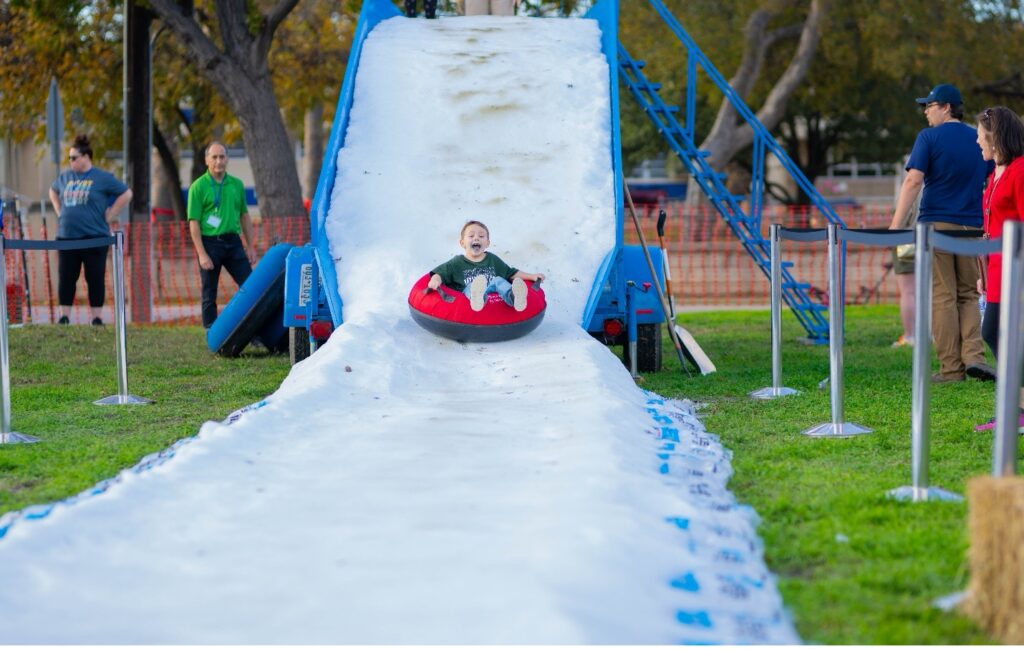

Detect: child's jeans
[463,276,514,306]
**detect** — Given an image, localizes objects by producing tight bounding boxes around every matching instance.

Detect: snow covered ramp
[0,16,798,644]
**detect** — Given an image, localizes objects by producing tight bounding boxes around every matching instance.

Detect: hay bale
[963,475,1024,643]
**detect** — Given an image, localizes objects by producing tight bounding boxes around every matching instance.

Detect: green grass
[0,324,291,514]
[0,311,1003,643]
[640,304,1000,644]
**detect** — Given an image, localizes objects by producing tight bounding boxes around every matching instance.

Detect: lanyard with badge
[207,177,224,229]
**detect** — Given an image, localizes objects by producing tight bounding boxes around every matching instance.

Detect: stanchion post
[801,224,872,437]
[625,280,638,379]
[888,222,961,501]
[95,231,152,406]
[993,221,1024,477]
[751,224,799,399]
[0,236,38,444]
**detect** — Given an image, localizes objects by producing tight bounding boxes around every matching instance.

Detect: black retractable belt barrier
[889,225,994,502]
[0,233,150,445]
[4,236,117,251]
[777,226,827,243]
[993,221,1024,477]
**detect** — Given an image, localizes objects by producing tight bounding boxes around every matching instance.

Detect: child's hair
[71,134,92,159]
[460,220,489,239]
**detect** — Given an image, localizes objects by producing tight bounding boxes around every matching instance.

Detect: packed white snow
[0,15,798,644]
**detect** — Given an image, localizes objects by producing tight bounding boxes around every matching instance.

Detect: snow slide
[0,16,798,644]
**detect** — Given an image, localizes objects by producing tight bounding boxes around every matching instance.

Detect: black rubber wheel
[289,326,311,365]
[623,323,663,373]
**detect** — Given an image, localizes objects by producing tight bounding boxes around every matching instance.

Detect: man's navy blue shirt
[906,121,989,227]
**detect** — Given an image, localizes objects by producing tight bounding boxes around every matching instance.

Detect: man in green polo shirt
[188,142,257,328]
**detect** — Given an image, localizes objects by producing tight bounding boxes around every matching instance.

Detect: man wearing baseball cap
[890,83,995,383]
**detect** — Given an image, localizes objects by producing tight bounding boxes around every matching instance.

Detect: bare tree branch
[754,0,826,131]
[254,0,301,68]
[146,0,304,217]
[147,0,225,74]
[214,0,250,70]
[973,72,1024,99]
[728,9,774,99]
[697,0,827,173]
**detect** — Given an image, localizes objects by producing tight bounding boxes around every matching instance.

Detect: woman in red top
[974,106,1024,431]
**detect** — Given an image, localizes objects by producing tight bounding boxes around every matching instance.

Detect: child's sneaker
[469,275,487,312]
[512,277,528,312]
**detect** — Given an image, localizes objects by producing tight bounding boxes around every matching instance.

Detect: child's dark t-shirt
[431,252,518,291]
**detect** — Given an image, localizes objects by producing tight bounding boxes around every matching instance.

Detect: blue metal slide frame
[617,0,845,342]
[579,0,629,330]
[306,0,402,328]
[302,0,655,334]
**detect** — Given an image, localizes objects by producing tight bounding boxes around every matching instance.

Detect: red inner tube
[407,273,546,326]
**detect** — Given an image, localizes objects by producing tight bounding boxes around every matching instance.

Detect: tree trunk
[227,73,304,217]
[687,0,827,207]
[152,124,187,219]
[302,103,324,202]
[146,0,304,219]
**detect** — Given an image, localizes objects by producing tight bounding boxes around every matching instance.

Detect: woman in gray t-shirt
[48,134,132,326]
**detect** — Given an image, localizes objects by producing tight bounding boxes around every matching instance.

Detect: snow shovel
[655,209,716,375]
[623,183,692,376]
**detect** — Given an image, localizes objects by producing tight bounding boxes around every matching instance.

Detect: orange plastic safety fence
[1,206,898,325]
[624,204,897,310]
[2,215,309,326]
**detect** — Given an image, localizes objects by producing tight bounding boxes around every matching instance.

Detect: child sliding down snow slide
[427,221,544,312]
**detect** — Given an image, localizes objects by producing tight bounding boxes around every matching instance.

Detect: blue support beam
[617,0,846,342]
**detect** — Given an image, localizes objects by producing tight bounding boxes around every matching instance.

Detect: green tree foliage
[0,0,123,161]
[619,0,1024,203]
[271,4,353,132]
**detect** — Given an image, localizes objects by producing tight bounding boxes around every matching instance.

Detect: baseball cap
[915,83,962,106]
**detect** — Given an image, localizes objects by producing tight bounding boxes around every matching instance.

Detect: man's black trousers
[199,234,252,328]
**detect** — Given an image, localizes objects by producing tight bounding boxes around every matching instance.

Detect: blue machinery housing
[284,0,845,365]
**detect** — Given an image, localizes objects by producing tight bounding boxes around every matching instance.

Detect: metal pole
[751,224,798,399]
[626,281,638,379]
[911,223,933,495]
[95,232,151,406]
[623,181,692,374]
[829,224,844,424]
[993,221,1024,477]
[113,231,128,395]
[802,224,871,437]
[0,237,38,444]
[888,223,960,501]
[122,0,129,185]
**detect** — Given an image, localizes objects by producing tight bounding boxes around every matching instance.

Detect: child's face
[460,224,490,261]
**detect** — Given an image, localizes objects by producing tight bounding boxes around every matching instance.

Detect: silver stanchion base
[94,394,153,406]
[0,431,40,444]
[801,421,873,437]
[886,485,963,503]
[749,386,800,400]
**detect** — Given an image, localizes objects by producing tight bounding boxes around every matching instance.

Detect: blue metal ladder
[618,0,843,342]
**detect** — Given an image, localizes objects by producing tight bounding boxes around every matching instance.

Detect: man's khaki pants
[931,222,987,379]
[465,0,516,15]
